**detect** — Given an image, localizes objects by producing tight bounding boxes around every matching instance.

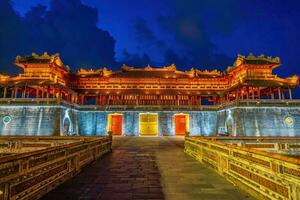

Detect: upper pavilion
[0,52,297,105]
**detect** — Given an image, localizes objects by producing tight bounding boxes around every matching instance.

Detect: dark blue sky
[1,0,300,80]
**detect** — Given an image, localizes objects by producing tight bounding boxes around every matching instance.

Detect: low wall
[0,136,112,200]
[184,137,300,200]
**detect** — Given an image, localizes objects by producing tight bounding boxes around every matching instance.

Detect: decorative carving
[230,164,289,198]
[283,116,294,127]
[2,115,12,124]
[233,152,270,168]
[0,165,19,178]
[282,166,300,178]
[244,144,275,149]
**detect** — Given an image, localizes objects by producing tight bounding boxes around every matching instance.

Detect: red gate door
[111,115,122,135]
[175,115,186,135]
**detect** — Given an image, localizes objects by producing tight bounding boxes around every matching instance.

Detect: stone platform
[42,137,253,200]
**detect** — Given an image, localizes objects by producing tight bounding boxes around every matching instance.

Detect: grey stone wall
[217,107,300,136]
[123,112,139,136]
[0,105,299,136]
[0,106,61,136]
[77,111,108,136]
[158,112,174,136]
[188,111,217,136]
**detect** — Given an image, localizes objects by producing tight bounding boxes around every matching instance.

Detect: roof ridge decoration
[0,73,10,80]
[188,68,222,77]
[121,64,134,71]
[15,52,70,71]
[225,53,281,73]
[77,67,112,77]
[234,53,281,67]
[103,67,113,77]
[285,75,299,85]
[77,68,103,74]
[121,64,177,71]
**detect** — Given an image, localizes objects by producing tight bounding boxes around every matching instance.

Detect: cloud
[133,17,165,49]
[0,0,24,74]
[0,0,116,74]
[129,0,240,69]
[121,49,152,67]
[155,0,242,68]
[164,49,188,69]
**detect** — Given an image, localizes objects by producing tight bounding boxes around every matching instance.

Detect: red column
[281,88,285,100]
[36,88,40,98]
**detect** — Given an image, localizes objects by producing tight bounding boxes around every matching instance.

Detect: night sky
[1,0,300,82]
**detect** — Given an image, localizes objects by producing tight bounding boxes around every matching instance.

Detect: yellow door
[140,113,158,136]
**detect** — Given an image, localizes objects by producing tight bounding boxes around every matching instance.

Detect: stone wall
[188,111,217,136]
[123,112,139,136]
[0,104,299,136]
[77,111,108,136]
[75,111,217,136]
[217,107,300,136]
[0,106,61,136]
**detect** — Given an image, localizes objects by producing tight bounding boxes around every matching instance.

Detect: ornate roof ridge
[77,68,103,74]
[0,73,10,79]
[121,64,177,71]
[225,53,281,73]
[77,67,113,77]
[184,68,223,78]
[235,53,280,66]
[15,52,70,70]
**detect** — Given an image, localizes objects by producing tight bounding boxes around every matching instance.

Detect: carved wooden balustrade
[185,137,300,200]
[0,136,112,200]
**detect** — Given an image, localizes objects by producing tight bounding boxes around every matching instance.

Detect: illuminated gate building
[0,52,298,136]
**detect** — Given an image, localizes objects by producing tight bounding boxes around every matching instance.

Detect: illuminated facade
[0,53,298,136]
[0,52,297,105]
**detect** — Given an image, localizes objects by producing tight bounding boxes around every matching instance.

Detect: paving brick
[41,137,253,200]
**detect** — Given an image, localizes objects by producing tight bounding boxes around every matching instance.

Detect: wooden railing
[185,137,300,200]
[0,98,300,111]
[0,136,112,200]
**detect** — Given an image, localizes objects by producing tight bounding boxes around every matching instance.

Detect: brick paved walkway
[42,137,253,200]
